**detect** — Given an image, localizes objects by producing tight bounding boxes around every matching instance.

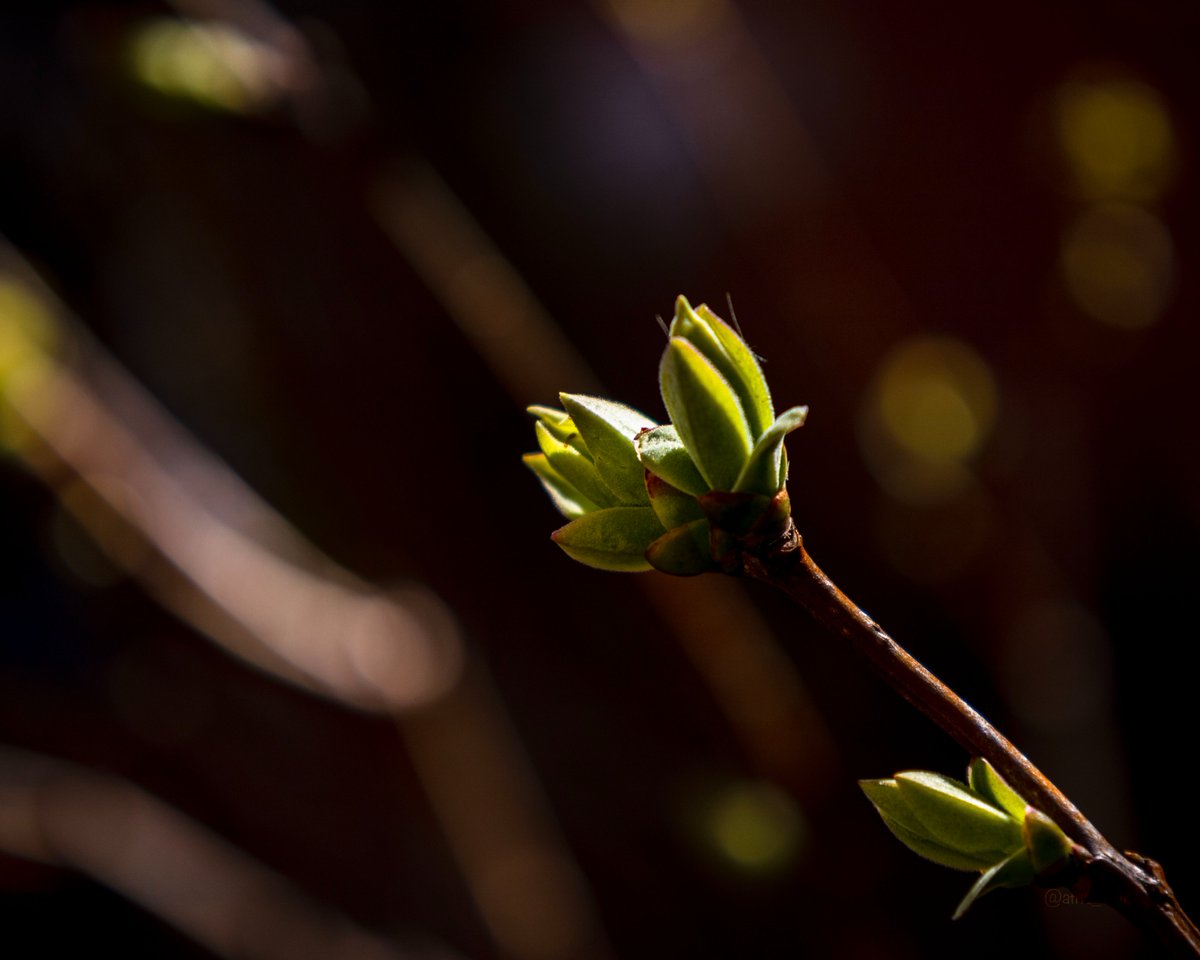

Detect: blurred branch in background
[0,240,611,960]
[0,743,458,960]
[0,239,463,714]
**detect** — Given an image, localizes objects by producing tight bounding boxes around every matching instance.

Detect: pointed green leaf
[535,422,618,508]
[733,405,808,495]
[551,506,664,572]
[522,453,598,519]
[860,779,1006,870]
[528,405,589,456]
[693,300,774,439]
[953,849,1035,920]
[660,338,751,490]
[876,811,1004,871]
[967,758,1027,823]
[669,297,731,378]
[670,296,774,439]
[860,779,933,838]
[559,394,655,505]
[1023,808,1073,873]
[646,473,706,530]
[645,518,715,576]
[895,772,1023,855]
[635,424,708,495]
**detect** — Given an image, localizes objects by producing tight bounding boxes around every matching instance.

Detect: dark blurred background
[1,1,1198,958]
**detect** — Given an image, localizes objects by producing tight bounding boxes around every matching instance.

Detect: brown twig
[741,519,1200,958]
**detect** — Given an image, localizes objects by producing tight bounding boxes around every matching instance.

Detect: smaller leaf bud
[859,778,1004,872]
[966,758,1028,822]
[1023,807,1073,874]
[733,405,809,496]
[894,771,1024,857]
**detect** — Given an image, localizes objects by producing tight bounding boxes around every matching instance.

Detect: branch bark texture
[742,521,1200,958]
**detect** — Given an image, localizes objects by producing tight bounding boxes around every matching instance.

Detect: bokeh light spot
[1060,203,1173,330]
[126,18,280,114]
[859,337,998,505]
[0,276,59,453]
[876,338,997,464]
[1056,77,1175,202]
[0,278,56,385]
[701,780,806,875]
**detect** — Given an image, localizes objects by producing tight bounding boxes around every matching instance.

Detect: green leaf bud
[953,849,1035,920]
[863,761,1078,919]
[550,506,665,572]
[1023,807,1073,874]
[527,404,589,456]
[559,394,656,505]
[522,453,599,519]
[635,424,707,495]
[672,297,774,439]
[535,421,618,509]
[660,337,752,490]
[894,771,1024,857]
[645,472,706,531]
[881,812,1004,873]
[524,296,808,573]
[859,779,1003,871]
[645,518,716,576]
[733,405,809,496]
[967,758,1027,823]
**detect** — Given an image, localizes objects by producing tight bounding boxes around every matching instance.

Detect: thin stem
[741,523,1200,958]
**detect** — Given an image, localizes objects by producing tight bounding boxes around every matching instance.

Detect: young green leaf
[645,518,715,576]
[860,778,930,837]
[535,422,618,508]
[692,300,774,439]
[645,472,706,530]
[559,394,656,505]
[733,405,809,495]
[550,506,665,571]
[860,783,999,872]
[1023,808,1073,873]
[953,849,1035,920]
[895,771,1023,856]
[660,338,752,490]
[860,778,1002,870]
[635,424,707,495]
[528,405,589,456]
[522,453,598,519]
[878,811,1004,872]
[967,758,1027,823]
